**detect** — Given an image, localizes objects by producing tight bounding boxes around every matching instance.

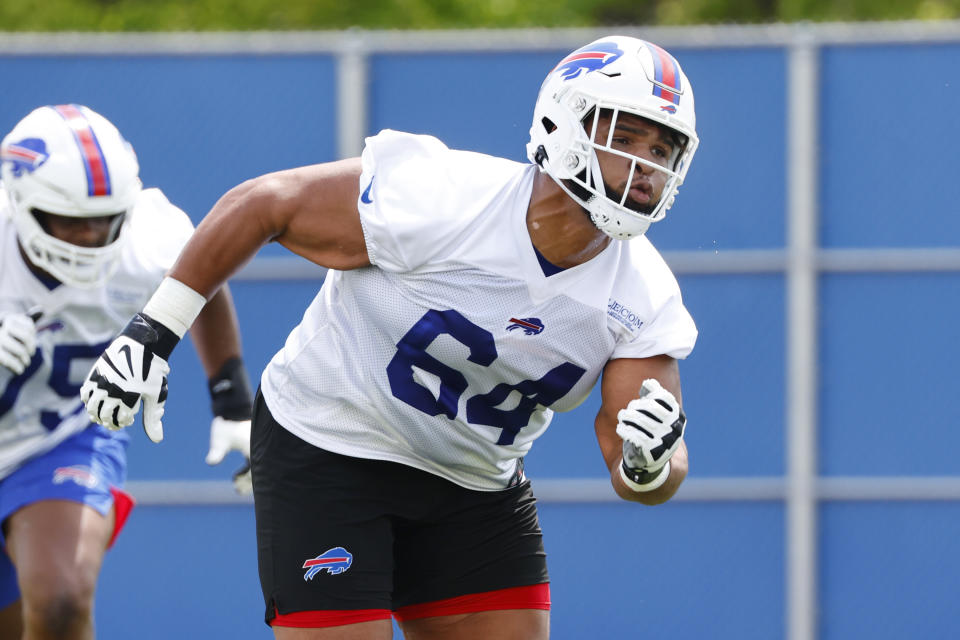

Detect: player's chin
[623,196,656,216]
[604,183,656,215]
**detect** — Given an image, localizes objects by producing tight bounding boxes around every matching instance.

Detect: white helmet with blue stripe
[1,104,141,287]
[527,35,699,239]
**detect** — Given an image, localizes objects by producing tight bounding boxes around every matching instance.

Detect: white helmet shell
[527,36,699,240]
[1,104,141,287]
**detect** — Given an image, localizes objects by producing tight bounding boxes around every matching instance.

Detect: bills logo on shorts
[302,546,353,580]
[506,317,544,335]
[553,42,623,81]
[53,466,100,489]
[1,137,49,177]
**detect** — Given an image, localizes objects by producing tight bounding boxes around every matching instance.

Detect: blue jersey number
[0,340,111,430]
[386,310,585,445]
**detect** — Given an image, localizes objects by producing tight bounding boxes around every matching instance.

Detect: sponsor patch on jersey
[506,317,544,335]
[1,137,49,177]
[52,465,100,489]
[607,299,645,332]
[302,547,353,580]
[553,41,623,81]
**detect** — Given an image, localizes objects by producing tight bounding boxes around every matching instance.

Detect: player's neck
[526,172,611,268]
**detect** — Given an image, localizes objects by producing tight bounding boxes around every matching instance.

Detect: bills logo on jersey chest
[506,317,544,335]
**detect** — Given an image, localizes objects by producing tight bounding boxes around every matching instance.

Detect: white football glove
[616,378,686,491]
[0,313,38,375]
[232,461,252,496]
[80,314,178,443]
[205,416,252,495]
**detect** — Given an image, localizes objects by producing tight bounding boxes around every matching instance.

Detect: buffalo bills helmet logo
[660,105,678,114]
[506,317,544,335]
[553,42,624,81]
[1,138,49,177]
[302,546,353,580]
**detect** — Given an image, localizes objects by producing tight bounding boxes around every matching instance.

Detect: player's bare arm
[170,157,370,299]
[595,354,688,505]
[189,285,244,376]
[80,158,369,443]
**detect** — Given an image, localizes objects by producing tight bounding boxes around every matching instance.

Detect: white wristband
[619,460,671,493]
[142,277,207,338]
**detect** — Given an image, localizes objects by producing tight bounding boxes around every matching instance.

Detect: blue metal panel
[820,502,960,640]
[369,51,557,162]
[820,44,960,248]
[677,273,786,476]
[96,505,269,639]
[0,54,338,257]
[368,47,787,252]
[125,280,322,480]
[654,47,787,252]
[820,273,960,475]
[539,501,784,639]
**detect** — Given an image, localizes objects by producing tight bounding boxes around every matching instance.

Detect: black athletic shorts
[251,390,549,624]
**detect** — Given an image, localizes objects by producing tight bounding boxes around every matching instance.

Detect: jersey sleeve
[614,290,698,360]
[357,129,521,273]
[609,240,698,360]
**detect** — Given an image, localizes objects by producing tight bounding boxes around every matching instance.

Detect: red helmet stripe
[644,42,682,105]
[52,104,112,197]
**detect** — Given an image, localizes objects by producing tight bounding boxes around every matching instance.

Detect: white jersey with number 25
[0,187,193,480]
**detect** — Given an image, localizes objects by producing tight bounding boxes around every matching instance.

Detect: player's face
[591,112,677,215]
[33,210,122,248]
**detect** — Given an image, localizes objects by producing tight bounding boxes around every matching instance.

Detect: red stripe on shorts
[271,606,392,628]
[393,583,551,622]
[107,487,135,549]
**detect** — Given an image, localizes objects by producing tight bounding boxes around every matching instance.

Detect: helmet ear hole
[540,117,557,134]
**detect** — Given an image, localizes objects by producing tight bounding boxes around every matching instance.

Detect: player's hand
[207,357,254,495]
[205,416,252,495]
[0,312,38,375]
[616,378,686,489]
[232,460,252,495]
[80,313,178,443]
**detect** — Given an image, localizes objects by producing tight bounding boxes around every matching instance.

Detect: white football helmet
[1,104,141,287]
[527,36,699,239]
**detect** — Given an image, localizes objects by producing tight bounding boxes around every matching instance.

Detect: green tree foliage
[1,0,958,31]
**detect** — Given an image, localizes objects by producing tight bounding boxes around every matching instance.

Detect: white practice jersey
[0,187,193,479]
[261,130,697,491]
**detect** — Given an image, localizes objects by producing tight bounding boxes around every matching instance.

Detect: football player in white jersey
[81,36,699,639]
[0,104,254,639]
